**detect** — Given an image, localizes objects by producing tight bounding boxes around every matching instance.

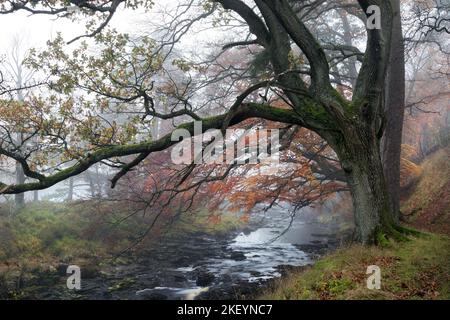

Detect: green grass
[0,201,126,263]
[260,234,450,300]
[0,202,245,265]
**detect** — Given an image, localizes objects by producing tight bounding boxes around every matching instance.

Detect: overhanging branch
[0,103,301,194]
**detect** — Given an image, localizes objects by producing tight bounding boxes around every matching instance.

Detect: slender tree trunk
[14,161,25,208]
[95,165,102,199]
[382,0,405,223]
[33,190,39,202]
[67,177,74,201]
[14,72,26,209]
[87,172,96,198]
[340,11,358,89]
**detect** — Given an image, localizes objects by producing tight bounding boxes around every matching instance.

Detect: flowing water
[34,204,350,300]
[131,206,349,300]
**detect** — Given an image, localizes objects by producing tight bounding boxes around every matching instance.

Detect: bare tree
[2,33,36,208]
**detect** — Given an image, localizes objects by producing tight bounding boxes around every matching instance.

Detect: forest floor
[260,147,450,300]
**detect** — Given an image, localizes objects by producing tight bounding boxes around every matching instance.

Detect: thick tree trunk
[343,149,393,244]
[333,127,402,244]
[382,0,405,223]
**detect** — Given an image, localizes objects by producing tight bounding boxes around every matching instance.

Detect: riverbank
[260,147,450,300]
[259,233,450,299]
[0,201,250,299]
[0,199,350,300]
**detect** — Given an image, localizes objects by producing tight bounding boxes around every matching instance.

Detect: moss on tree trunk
[332,124,408,245]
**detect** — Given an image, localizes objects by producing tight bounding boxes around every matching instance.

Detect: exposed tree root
[393,224,426,237]
[375,224,415,247]
[375,223,427,247]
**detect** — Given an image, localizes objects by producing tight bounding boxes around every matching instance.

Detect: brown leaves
[396,265,442,299]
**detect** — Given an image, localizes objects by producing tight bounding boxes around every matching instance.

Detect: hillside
[402,147,450,235]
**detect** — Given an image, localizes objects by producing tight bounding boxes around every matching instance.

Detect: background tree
[2,33,37,208]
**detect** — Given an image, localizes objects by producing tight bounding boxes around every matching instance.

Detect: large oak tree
[0,0,415,244]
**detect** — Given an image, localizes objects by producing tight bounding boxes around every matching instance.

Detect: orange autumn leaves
[133,122,346,226]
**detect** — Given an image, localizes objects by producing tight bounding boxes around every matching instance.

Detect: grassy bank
[0,201,245,264]
[260,234,450,300]
[261,147,450,300]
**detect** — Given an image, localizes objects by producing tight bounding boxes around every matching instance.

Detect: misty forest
[0,0,449,300]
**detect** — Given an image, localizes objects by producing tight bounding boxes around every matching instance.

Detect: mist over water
[133,205,349,300]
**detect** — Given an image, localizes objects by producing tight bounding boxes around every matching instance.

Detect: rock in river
[195,268,215,286]
[230,251,246,261]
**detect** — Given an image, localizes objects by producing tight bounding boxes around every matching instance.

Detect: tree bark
[14,161,25,208]
[382,0,405,223]
[333,125,402,244]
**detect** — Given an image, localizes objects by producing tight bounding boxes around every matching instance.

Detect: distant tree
[2,34,36,208]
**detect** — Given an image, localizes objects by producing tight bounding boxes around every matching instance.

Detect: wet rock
[78,282,100,293]
[217,274,233,283]
[232,281,256,297]
[230,251,246,261]
[311,233,336,238]
[137,258,151,264]
[196,270,215,287]
[174,274,186,283]
[34,272,59,287]
[173,256,190,265]
[249,270,262,277]
[139,292,168,300]
[57,264,69,276]
[198,280,259,300]
[82,266,100,279]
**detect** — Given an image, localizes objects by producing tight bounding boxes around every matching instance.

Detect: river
[33,204,351,300]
